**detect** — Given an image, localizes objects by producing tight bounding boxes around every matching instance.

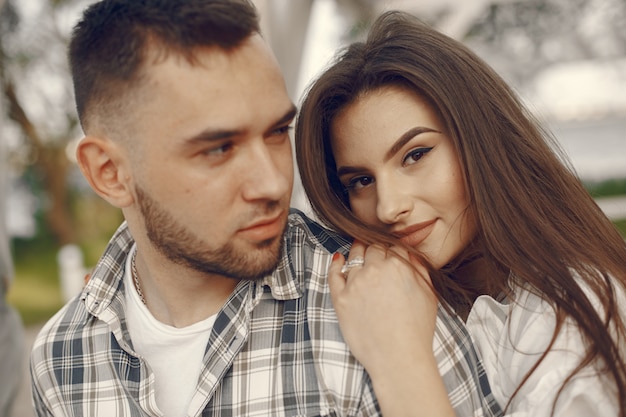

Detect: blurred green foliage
[8,229,117,326]
[8,235,64,325]
[7,192,123,326]
[584,178,626,198]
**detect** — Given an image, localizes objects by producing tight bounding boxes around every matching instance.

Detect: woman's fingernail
[332,252,341,261]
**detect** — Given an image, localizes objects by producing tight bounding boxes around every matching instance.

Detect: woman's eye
[403,147,433,166]
[345,176,374,192]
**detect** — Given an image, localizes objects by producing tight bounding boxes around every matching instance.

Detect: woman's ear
[76,136,134,208]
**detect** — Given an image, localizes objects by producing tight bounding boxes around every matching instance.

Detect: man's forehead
[126,39,291,145]
[141,33,275,70]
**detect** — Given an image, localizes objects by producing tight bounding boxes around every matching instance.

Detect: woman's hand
[329,241,454,417]
[329,241,438,373]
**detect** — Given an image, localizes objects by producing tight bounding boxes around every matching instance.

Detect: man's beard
[136,185,285,281]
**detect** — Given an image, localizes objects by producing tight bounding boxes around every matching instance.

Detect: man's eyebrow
[184,105,297,145]
[383,126,440,162]
[185,127,242,145]
[270,105,297,130]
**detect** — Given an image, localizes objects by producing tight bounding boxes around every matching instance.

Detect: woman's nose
[375,178,412,224]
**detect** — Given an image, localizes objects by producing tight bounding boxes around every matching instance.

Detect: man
[31,1,501,416]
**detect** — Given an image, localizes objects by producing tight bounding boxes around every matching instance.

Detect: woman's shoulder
[466,281,621,416]
[467,282,606,362]
[471,273,626,342]
[467,288,559,367]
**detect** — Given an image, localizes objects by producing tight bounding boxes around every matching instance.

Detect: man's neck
[133,247,239,328]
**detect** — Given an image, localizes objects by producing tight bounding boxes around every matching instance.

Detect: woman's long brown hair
[296,10,626,416]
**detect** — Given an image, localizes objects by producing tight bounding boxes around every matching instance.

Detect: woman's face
[330,86,475,268]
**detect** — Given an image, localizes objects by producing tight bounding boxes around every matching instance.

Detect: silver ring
[341,256,365,274]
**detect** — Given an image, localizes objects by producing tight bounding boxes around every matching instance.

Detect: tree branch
[2,78,44,153]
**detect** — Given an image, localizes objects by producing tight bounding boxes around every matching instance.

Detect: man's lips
[394,219,436,247]
[238,211,286,241]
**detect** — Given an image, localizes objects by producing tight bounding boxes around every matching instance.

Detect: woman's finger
[328,252,347,299]
[340,240,367,278]
[362,243,387,263]
[347,240,366,261]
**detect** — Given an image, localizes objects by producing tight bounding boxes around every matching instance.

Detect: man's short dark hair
[69,0,259,131]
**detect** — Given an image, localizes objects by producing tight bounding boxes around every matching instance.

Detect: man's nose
[241,141,292,202]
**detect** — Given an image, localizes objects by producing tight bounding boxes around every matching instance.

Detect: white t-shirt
[466,283,622,417]
[125,246,217,417]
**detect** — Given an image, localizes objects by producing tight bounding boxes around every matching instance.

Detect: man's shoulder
[33,295,97,339]
[31,297,94,367]
[287,208,351,255]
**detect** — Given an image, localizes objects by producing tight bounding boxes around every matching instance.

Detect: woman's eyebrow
[384,126,440,162]
[336,126,441,177]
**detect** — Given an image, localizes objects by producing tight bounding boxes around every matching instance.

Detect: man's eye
[271,125,293,136]
[204,143,233,156]
[403,147,433,166]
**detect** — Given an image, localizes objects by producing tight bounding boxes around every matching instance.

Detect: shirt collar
[258,251,303,301]
[82,219,306,317]
[82,221,134,318]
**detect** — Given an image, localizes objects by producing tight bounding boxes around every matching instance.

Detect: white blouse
[466,285,621,417]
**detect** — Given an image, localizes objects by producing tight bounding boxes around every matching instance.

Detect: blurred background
[1,0,625,416]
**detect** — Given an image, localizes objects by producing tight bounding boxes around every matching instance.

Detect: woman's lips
[395,219,437,247]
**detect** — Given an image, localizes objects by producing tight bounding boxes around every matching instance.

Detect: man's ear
[76,136,134,208]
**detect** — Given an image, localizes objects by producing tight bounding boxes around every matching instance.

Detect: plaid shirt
[31,209,502,417]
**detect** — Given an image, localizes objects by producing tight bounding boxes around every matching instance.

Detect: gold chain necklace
[131,250,147,305]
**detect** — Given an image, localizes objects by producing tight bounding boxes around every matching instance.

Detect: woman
[296,10,626,417]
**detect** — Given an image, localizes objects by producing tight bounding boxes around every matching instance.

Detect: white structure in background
[530,58,626,122]
[57,244,87,302]
[354,0,516,38]
[596,196,626,221]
